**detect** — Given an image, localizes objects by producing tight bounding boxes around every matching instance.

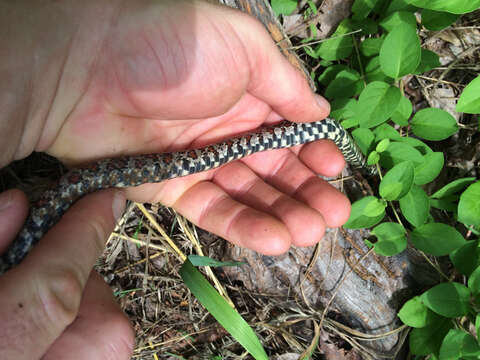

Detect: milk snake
[0,118,371,273]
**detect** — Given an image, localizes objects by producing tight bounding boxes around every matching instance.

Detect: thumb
[240,17,330,123]
[0,189,29,254]
[0,189,126,360]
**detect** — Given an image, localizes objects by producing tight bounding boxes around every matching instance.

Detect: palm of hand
[41,1,349,254]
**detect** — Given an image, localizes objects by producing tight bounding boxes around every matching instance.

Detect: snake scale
[0,118,370,274]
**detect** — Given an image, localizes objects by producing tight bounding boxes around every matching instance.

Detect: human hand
[5,0,350,255]
[0,189,134,359]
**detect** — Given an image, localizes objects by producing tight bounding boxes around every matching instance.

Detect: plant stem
[419,251,450,281]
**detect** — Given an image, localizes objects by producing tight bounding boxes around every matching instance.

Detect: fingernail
[314,94,331,114]
[112,191,126,221]
[0,190,14,212]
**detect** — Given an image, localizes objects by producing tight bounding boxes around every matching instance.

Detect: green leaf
[344,196,386,229]
[360,37,384,57]
[476,314,480,342]
[352,0,377,19]
[304,45,319,59]
[411,223,466,256]
[373,124,402,141]
[317,65,350,85]
[411,108,458,140]
[379,161,415,200]
[306,0,318,13]
[391,95,412,126]
[398,136,433,155]
[415,49,441,74]
[458,181,480,226]
[398,296,433,328]
[365,56,395,84]
[430,196,458,212]
[357,81,402,128]
[367,151,380,165]
[271,0,297,15]
[399,185,430,227]
[352,128,375,155]
[410,314,452,355]
[330,98,358,121]
[431,178,476,198]
[316,20,354,61]
[450,240,480,276]
[180,260,268,360]
[457,76,480,114]
[318,59,333,67]
[385,0,418,15]
[421,282,471,318]
[341,117,360,129]
[371,222,407,256]
[188,255,245,267]
[468,265,480,295]
[421,9,459,30]
[414,152,444,185]
[380,141,424,169]
[350,18,379,35]
[325,69,362,99]
[380,11,417,32]
[439,329,480,359]
[371,0,392,14]
[408,0,480,14]
[380,25,421,78]
[376,138,390,153]
[364,197,388,217]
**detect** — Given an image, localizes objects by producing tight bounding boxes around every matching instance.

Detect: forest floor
[1,1,479,360]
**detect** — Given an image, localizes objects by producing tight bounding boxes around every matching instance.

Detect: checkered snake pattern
[0,118,371,273]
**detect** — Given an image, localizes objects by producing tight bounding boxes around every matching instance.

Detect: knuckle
[35,268,84,332]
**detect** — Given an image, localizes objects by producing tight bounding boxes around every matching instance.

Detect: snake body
[0,118,369,274]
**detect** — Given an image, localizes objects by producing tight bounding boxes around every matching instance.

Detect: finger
[44,272,134,360]
[296,140,346,177]
[121,176,294,253]
[238,16,330,123]
[172,180,292,255]
[0,189,29,253]
[243,146,351,228]
[0,190,125,360]
[213,161,326,247]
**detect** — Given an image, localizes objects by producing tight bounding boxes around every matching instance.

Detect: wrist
[0,0,120,167]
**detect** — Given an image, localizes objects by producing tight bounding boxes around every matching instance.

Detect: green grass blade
[188,255,245,267]
[179,259,268,360]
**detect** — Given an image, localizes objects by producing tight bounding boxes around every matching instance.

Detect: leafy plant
[271,0,297,16]
[301,0,480,358]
